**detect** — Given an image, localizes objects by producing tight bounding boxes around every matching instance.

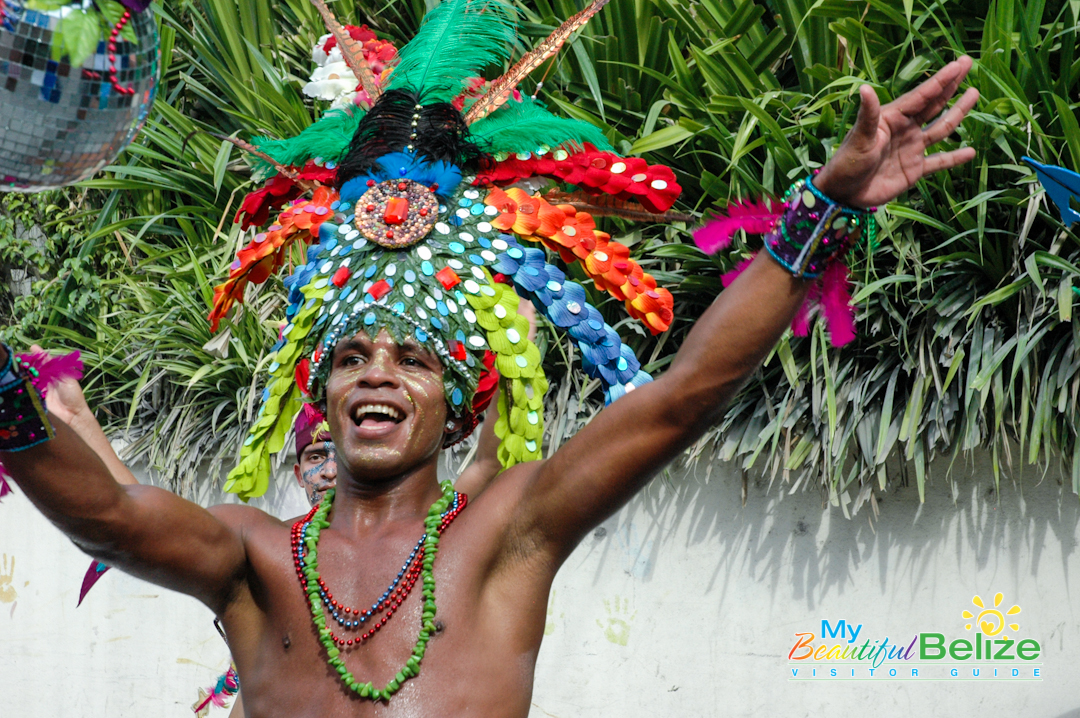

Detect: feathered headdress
[210,0,686,500]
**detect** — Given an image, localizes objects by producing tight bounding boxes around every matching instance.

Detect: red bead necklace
[290,491,466,649]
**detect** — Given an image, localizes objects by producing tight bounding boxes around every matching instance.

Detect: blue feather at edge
[1023,156,1080,226]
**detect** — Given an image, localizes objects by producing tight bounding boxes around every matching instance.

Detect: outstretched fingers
[891,56,973,125]
[920,146,977,177]
[922,86,980,146]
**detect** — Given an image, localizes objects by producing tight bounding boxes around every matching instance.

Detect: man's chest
[226,528,540,716]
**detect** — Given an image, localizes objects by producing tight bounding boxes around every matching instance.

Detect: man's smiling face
[324,328,454,481]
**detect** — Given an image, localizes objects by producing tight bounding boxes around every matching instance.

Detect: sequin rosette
[356,179,439,248]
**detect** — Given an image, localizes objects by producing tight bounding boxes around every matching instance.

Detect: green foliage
[11,0,1080,508]
[54,10,99,66]
[0,191,124,333]
[519,0,1080,511]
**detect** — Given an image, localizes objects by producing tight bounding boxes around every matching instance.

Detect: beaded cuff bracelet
[763,178,875,280]
[0,345,55,452]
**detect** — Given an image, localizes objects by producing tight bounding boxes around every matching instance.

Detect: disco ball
[0,1,159,192]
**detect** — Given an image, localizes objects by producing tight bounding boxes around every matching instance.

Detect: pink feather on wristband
[695,178,865,347]
[716,250,856,347]
[819,263,856,346]
[693,198,783,255]
[18,350,84,396]
[0,350,84,501]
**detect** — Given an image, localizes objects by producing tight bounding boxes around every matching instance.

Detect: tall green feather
[250,108,365,174]
[469,97,613,154]
[384,0,517,103]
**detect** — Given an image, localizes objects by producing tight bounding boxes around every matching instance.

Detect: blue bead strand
[293,492,463,629]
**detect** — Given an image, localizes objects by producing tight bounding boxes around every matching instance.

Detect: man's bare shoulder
[206,502,289,537]
[205,504,297,616]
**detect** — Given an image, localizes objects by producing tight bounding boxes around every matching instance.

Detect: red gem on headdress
[397,182,408,191]
[368,279,391,301]
[449,341,467,361]
[385,230,395,239]
[418,208,428,217]
[366,204,376,212]
[367,180,376,187]
[332,266,352,287]
[430,183,439,192]
[435,267,461,290]
[384,197,409,225]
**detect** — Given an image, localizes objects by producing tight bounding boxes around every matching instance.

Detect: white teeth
[353,404,403,422]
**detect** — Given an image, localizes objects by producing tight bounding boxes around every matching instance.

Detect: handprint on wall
[596,595,636,646]
[544,590,565,636]
[0,554,18,616]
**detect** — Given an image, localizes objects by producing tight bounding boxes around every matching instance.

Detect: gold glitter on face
[324,329,450,482]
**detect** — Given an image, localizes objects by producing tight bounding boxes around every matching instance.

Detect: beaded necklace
[291,481,466,702]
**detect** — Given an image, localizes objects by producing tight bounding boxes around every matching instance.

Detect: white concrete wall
[2,453,1080,717]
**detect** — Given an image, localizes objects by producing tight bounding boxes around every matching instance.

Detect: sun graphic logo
[916,591,1040,665]
[962,592,1021,639]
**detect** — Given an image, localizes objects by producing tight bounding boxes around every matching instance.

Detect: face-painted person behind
[293,405,337,507]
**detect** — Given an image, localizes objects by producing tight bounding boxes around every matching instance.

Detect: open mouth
[352,403,405,432]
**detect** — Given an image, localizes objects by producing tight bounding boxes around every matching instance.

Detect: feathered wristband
[0,348,84,500]
[693,178,876,347]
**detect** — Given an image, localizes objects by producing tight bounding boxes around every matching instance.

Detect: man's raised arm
[0,344,249,614]
[506,57,980,558]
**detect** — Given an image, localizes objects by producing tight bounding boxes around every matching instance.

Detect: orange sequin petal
[535,201,565,238]
[484,187,514,212]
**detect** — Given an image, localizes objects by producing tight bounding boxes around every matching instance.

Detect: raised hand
[814,56,979,209]
[30,344,91,426]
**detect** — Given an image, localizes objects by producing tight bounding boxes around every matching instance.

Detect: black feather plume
[336,89,489,187]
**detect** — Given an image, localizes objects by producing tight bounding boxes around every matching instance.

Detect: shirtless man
[1,59,978,716]
[40,336,523,717]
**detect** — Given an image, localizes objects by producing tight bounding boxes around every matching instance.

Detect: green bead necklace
[294,480,464,702]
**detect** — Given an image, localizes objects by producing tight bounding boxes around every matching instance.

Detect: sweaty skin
[1,61,980,717]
